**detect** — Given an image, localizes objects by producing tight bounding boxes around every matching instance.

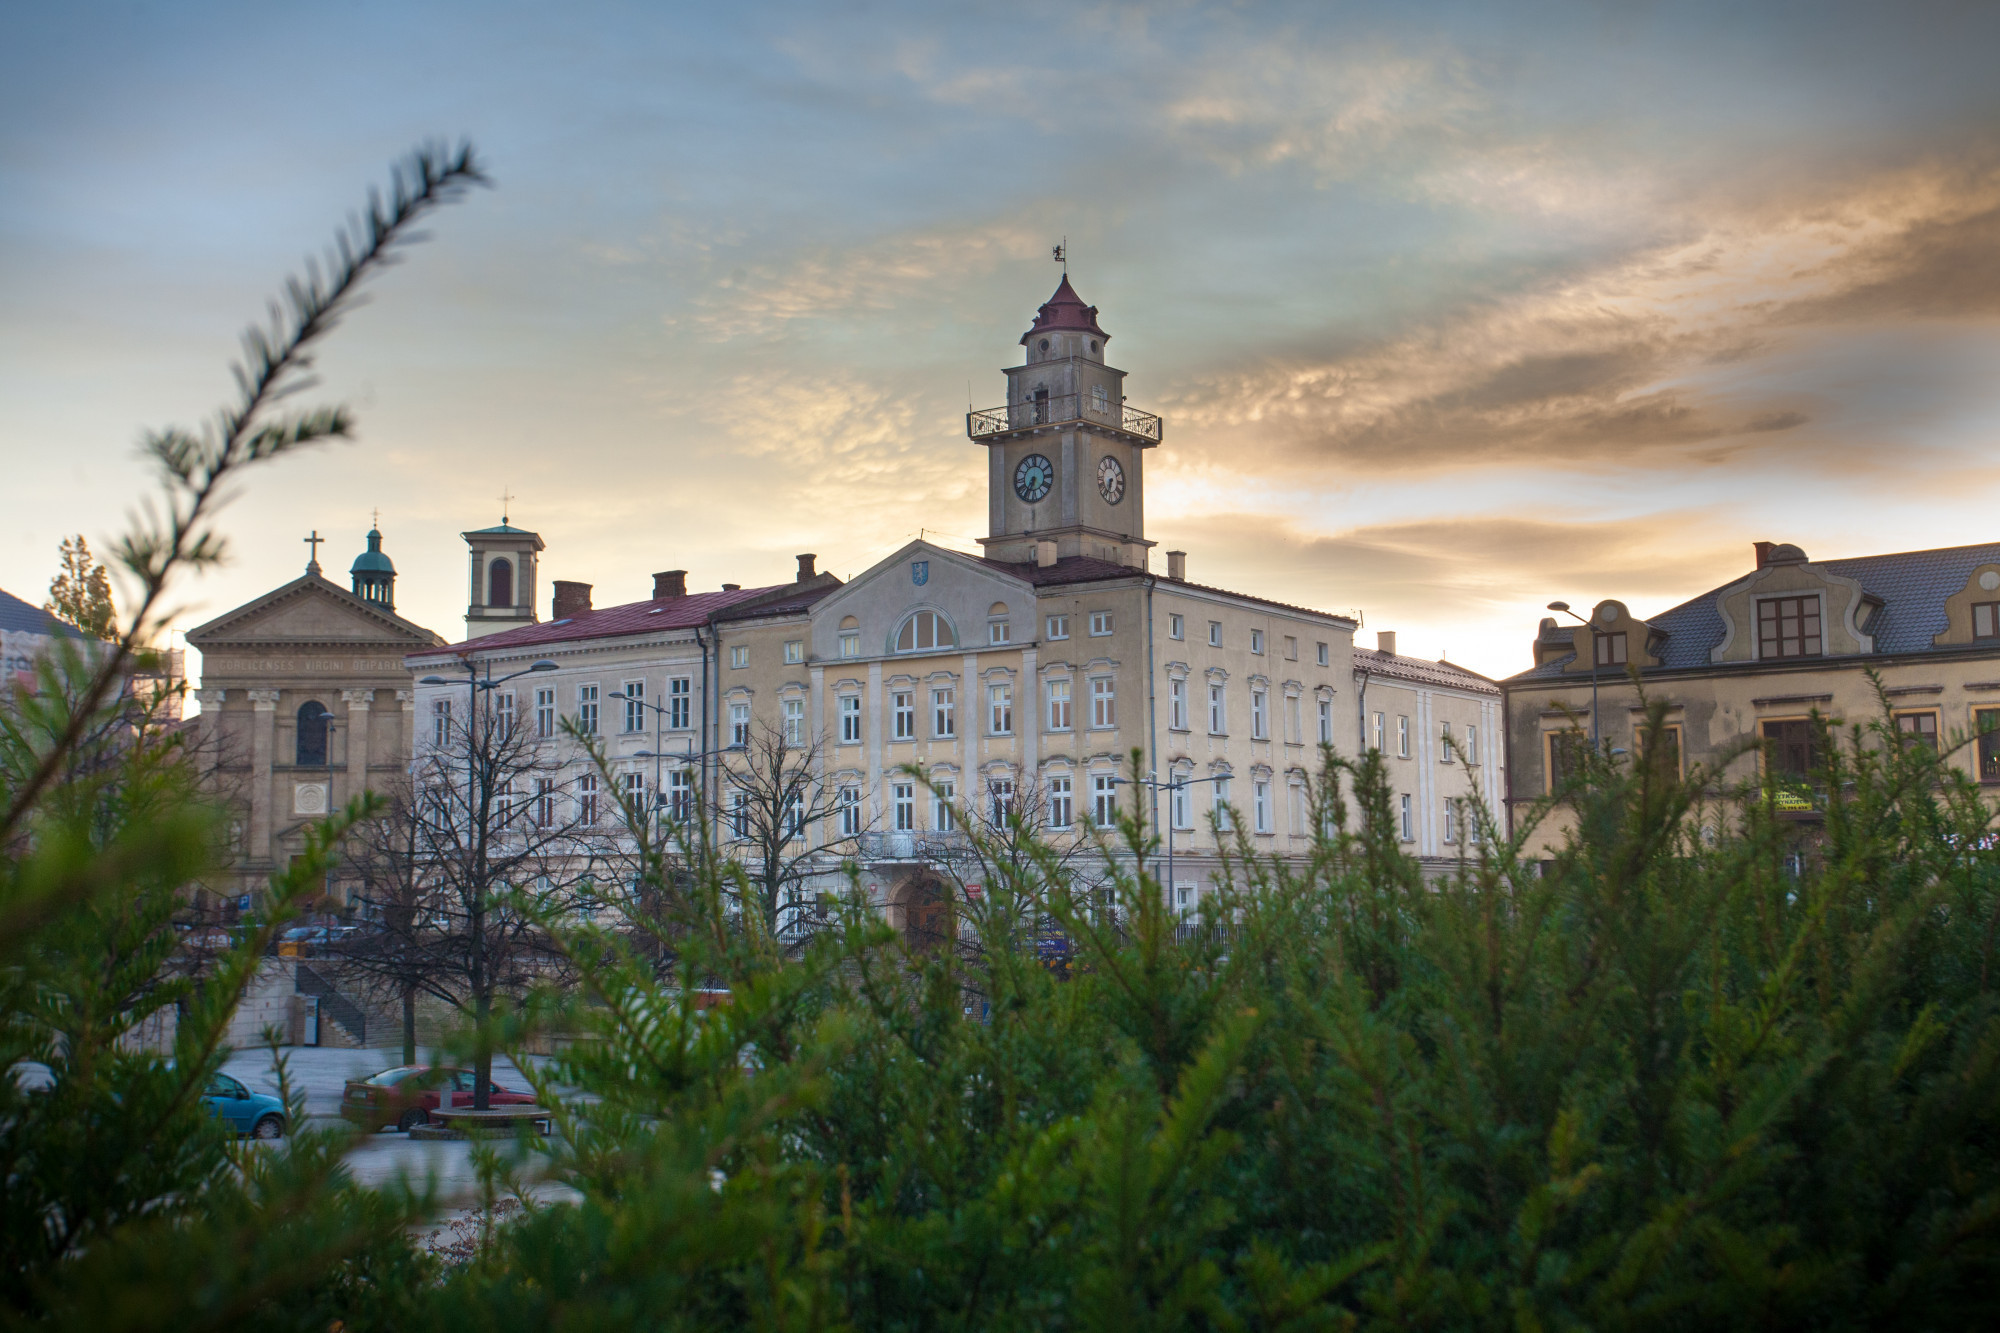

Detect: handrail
[966,392,1163,442]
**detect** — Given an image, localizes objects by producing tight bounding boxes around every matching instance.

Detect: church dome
[350,525,397,610]
[351,527,395,575]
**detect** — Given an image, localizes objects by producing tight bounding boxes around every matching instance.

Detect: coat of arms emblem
[911,561,929,586]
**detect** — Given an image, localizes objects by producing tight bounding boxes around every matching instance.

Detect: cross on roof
[303,529,324,574]
[498,488,515,525]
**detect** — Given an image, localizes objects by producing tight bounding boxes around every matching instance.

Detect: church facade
[191,526,443,909]
[407,279,1369,927]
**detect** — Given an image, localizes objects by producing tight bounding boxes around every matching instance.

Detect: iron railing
[966,392,1163,442]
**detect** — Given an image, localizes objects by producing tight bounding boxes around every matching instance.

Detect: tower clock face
[1097,454,1126,504]
[1014,453,1054,503]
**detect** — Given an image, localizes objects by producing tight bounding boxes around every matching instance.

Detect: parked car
[203,1071,286,1139]
[339,1065,537,1132]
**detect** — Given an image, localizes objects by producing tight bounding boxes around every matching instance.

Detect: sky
[4,0,2000,686]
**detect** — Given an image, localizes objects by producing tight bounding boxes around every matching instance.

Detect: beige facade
[190,536,442,906]
[1354,634,1505,868]
[1504,540,2000,856]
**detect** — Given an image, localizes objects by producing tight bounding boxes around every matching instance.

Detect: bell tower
[462,512,544,640]
[968,275,1163,567]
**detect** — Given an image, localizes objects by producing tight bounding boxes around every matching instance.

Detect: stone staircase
[294,963,369,1048]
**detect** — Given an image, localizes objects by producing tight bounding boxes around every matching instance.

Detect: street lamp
[1547,601,1601,751]
[1113,771,1232,913]
[634,740,746,838]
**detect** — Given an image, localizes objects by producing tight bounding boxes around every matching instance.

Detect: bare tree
[714,722,868,942]
[335,696,628,1110]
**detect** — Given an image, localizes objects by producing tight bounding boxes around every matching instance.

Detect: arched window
[893,610,955,654]
[488,557,513,608]
[296,701,329,767]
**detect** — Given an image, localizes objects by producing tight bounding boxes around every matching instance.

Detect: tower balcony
[967,392,1164,444]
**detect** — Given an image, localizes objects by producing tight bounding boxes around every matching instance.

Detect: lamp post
[1113,771,1231,912]
[416,656,557,1110]
[634,739,747,841]
[1547,601,1602,752]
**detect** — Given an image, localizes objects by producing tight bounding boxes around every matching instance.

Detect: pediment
[810,542,1032,660]
[188,575,443,649]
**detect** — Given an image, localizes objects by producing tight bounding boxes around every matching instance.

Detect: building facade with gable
[410,277,1498,933]
[190,525,443,909]
[1502,539,2000,856]
[1353,631,1505,870]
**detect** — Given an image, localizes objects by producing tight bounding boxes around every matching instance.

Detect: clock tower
[969,275,1163,567]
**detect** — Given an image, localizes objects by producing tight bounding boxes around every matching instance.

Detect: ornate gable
[188,574,443,650]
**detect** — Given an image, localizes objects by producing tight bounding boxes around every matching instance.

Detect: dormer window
[1975,602,2000,640]
[1758,595,1822,659]
[894,610,955,653]
[1594,632,1628,667]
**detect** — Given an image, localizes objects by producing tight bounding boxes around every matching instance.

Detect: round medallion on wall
[1014,453,1054,503]
[1097,454,1126,504]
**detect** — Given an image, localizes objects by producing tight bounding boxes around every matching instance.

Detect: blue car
[203,1071,286,1139]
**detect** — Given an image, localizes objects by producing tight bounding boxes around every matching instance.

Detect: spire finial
[303,529,324,575]
[371,506,381,531]
[498,487,515,525]
[1052,237,1067,273]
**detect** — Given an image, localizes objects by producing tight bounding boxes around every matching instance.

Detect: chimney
[1166,550,1186,581]
[552,581,592,620]
[796,553,816,582]
[1754,541,1774,569]
[1035,539,1058,568]
[722,583,740,591]
[1376,630,1397,656]
[652,570,687,599]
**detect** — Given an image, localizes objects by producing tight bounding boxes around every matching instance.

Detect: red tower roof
[1020,274,1108,345]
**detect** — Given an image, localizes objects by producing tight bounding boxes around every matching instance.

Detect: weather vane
[1052,237,1067,272]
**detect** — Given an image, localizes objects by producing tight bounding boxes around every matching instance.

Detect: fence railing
[966,392,1163,442]
[294,963,368,1045]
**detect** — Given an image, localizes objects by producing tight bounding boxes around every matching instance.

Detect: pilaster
[342,688,375,800]
[246,688,280,864]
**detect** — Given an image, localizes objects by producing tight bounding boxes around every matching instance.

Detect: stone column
[396,689,415,776]
[341,688,374,802]
[246,689,281,866]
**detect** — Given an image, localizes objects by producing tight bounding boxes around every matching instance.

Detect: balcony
[855,830,980,864]
[966,392,1163,443]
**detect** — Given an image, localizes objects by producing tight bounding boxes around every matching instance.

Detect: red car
[339,1065,537,1132]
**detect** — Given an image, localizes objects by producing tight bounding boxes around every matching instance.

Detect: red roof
[1021,275,1108,345]
[416,584,788,657]
[974,554,1357,624]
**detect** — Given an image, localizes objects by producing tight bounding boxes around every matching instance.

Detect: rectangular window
[1171,779,1191,830]
[1317,641,1330,667]
[622,681,646,733]
[668,677,691,729]
[1253,780,1272,833]
[783,698,804,746]
[431,698,450,749]
[1465,723,1479,764]
[1977,708,2000,782]
[989,777,1016,823]
[933,782,956,832]
[892,781,915,831]
[1398,793,1413,842]
[1643,724,1681,780]
[668,769,693,823]
[730,790,750,839]
[784,640,804,664]
[1251,688,1268,740]
[623,771,646,815]
[578,773,600,825]
[839,695,862,744]
[932,687,956,738]
[1208,683,1226,734]
[535,687,555,739]
[1976,602,2000,640]
[495,691,516,737]
[1371,711,1385,752]
[1547,731,1587,793]
[838,785,861,837]
[989,620,1011,645]
[729,701,750,748]
[1168,614,1184,640]
[1758,596,1823,659]
[1594,632,1628,667]
[1089,611,1114,637]
[1251,629,1265,655]
[1285,693,1302,743]
[729,644,750,669]
[1092,773,1118,825]
[1397,715,1410,758]
[1047,775,1073,828]
[1290,780,1306,834]
[1317,698,1333,745]
[892,690,916,740]
[1443,798,1458,844]
[1047,614,1069,640]
[782,791,805,841]
[1895,711,1939,751]
[1439,720,1453,762]
[1763,718,1819,778]
[1208,621,1222,647]
[839,632,861,658]
[1213,778,1233,831]
[1090,677,1115,728]
[577,686,599,737]
[534,777,555,828]
[1284,635,1298,660]
[1169,677,1188,730]
[989,683,1012,735]
[1048,679,1072,730]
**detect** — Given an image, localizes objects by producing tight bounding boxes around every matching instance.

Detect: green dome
[350,527,395,575]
